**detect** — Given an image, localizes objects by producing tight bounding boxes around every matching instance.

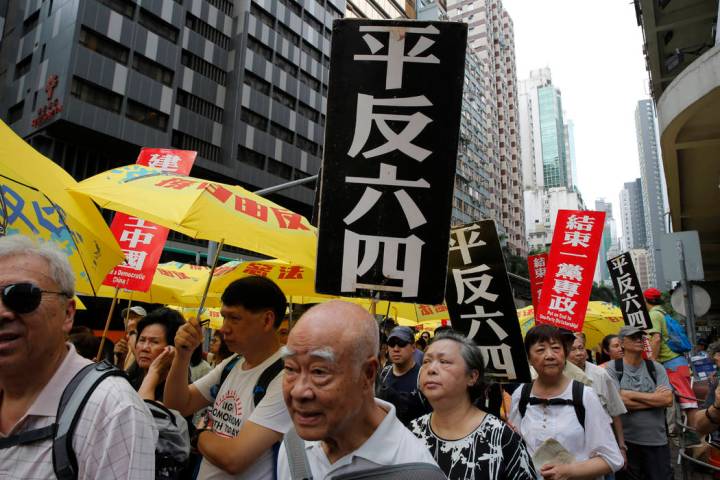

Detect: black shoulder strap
[645,359,657,386]
[253,358,284,407]
[615,358,624,383]
[571,380,586,429]
[518,382,533,418]
[0,424,56,449]
[219,355,241,387]
[53,361,126,480]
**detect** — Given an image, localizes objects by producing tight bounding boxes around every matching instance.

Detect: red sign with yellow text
[103,149,196,291]
[535,210,605,331]
[528,253,548,311]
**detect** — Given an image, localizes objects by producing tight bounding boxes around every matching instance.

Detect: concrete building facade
[619,178,647,251]
[629,248,652,291]
[635,99,669,289]
[0,0,343,259]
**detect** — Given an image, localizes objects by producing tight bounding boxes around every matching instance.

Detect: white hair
[0,235,76,296]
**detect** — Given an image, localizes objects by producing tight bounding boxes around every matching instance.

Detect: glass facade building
[538,85,567,189]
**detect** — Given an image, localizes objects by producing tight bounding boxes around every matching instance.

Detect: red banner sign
[535,210,606,331]
[528,253,548,311]
[102,149,196,291]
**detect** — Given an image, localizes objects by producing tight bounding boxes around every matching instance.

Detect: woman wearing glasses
[411,331,537,480]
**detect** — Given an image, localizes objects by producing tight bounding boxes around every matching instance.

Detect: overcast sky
[502,0,650,232]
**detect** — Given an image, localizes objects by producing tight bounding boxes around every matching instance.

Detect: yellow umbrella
[170,305,224,330]
[518,301,625,351]
[70,165,317,267]
[96,261,210,306]
[73,296,86,310]
[0,121,123,295]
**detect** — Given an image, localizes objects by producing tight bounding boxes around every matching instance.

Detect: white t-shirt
[509,380,624,474]
[584,362,627,418]
[276,398,438,480]
[193,350,292,480]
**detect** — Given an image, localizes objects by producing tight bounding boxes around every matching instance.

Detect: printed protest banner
[315,19,467,304]
[528,253,548,311]
[535,210,606,332]
[607,252,651,329]
[446,221,531,383]
[103,149,196,291]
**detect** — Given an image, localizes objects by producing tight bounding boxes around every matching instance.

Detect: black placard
[315,19,467,304]
[607,252,651,329]
[446,221,531,383]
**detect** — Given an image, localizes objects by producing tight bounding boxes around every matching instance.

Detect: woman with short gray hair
[411,331,537,479]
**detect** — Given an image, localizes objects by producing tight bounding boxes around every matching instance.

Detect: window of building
[70,76,123,113]
[274,53,298,76]
[297,101,319,123]
[132,53,173,85]
[271,87,296,109]
[299,70,320,92]
[139,8,179,43]
[295,134,318,156]
[22,10,40,36]
[240,107,268,131]
[7,101,24,124]
[270,121,293,143]
[40,44,46,62]
[126,99,168,130]
[172,130,222,162]
[277,21,300,46]
[176,89,223,122]
[243,70,270,95]
[237,145,265,169]
[247,36,273,62]
[185,13,231,49]
[302,11,323,35]
[14,54,32,79]
[206,0,233,16]
[251,3,275,29]
[267,157,292,180]
[181,49,227,85]
[79,26,130,64]
[96,0,136,19]
[301,40,321,63]
[278,0,301,16]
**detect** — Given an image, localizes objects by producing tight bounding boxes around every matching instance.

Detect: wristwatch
[191,428,211,451]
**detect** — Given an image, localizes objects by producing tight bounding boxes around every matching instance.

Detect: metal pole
[253,175,318,196]
[677,240,697,345]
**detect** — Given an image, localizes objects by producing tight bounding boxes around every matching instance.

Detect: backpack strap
[53,361,126,480]
[283,427,313,480]
[644,359,657,386]
[253,358,284,407]
[0,425,56,449]
[518,382,533,418]
[210,355,241,400]
[571,380,586,429]
[615,358,624,384]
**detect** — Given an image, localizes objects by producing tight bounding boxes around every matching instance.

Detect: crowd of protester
[4,234,720,479]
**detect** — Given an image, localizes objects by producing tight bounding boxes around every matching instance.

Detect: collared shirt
[0,344,158,479]
[276,398,438,480]
[584,362,627,418]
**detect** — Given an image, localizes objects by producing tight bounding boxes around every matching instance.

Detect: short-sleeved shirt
[605,359,671,446]
[276,398,438,480]
[411,412,537,480]
[376,363,431,425]
[647,306,680,363]
[584,362,627,418]
[0,344,158,480]
[193,350,292,479]
[509,379,624,473]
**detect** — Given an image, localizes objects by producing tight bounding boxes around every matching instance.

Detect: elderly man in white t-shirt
[569,333,628,468]
[277,301,438,479]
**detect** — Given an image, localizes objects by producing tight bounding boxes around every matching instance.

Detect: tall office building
[447,0,525,256]
[0,0,343,259]
[629,248,652,291]
[345,0,415,19]
[635,99,669,289]
[519,68,584,251]
[595,198,618,285]
[619,178,647,251]
[564,119,577,189]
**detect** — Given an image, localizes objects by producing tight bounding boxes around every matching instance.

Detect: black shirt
[376,363,431,425]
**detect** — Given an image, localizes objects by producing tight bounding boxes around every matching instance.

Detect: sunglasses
[388,339,410,348]
[1,282,70,314]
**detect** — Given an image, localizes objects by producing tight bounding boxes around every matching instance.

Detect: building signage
[32,75,62,128]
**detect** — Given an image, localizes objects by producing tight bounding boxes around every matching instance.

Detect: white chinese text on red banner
[535,210,606,331]
[528,253,548,311]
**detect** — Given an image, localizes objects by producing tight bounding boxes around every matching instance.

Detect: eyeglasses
[387,339,410,348]
[1,282,70,314]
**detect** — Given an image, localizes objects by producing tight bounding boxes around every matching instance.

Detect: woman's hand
[148,346,176,380]
[540,463,572,480]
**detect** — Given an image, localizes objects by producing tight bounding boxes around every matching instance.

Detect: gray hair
[429,330,486,401]
[0,235,76,296]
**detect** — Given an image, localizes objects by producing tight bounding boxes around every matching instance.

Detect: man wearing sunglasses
[376,326,431,426]
[0,235,157,478]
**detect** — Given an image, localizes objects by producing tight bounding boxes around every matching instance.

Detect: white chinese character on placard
[122,249,148,271]
[354,24,440,89]
[348,94,433,161]
[562,230,591,248]
[627,311,648,328]
[609,255,628,274]
[460,305,505,340]
[119,228,154,249]
[341,230,423,297]
[566,214,595,231]
[617,272,635,295]
[478,344,517,380]
[147,153,182,172]
[449,224,486,265]
[535,264,546,278]
[622,292,642,312]
[548,295,577,314]
[557,263,584,281]
[452,265,498,304]
[552,279,581,298]
[533,257,546,268]
[125,217,157,230]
